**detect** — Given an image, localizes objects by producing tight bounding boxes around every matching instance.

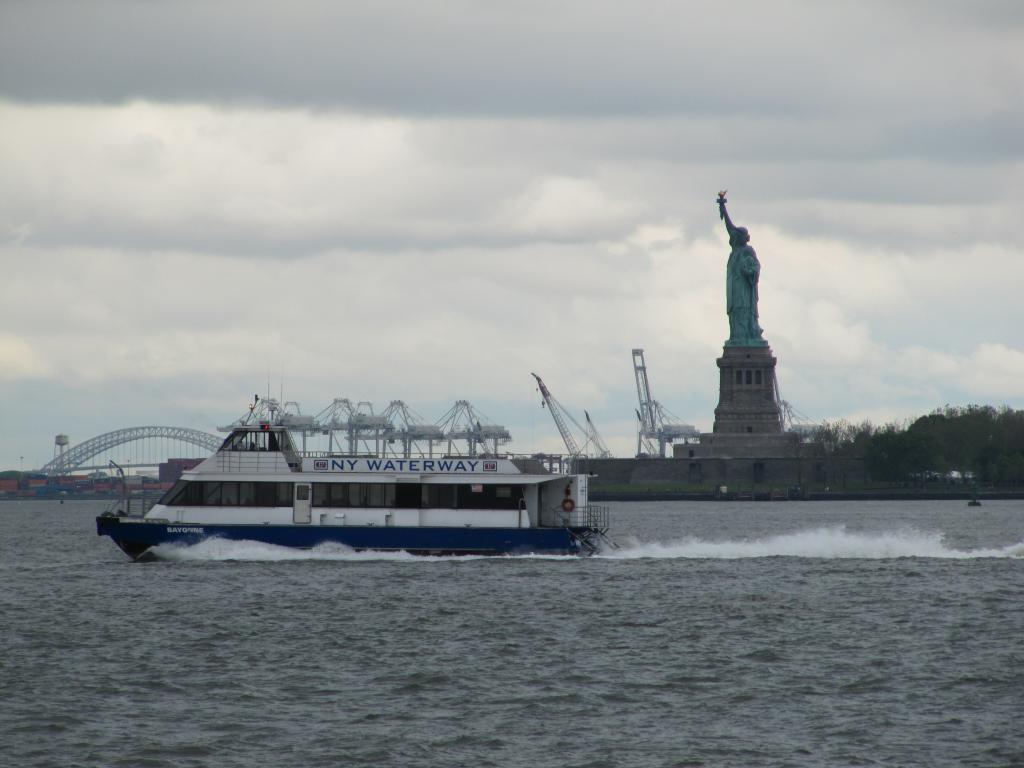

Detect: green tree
[864,424,939,484]
[861,405,1024,486]
[864,427,907,482]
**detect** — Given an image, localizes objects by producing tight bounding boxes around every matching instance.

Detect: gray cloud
[2,0,1021,122]
[2,103,1020,261]
[2,1,1024,467]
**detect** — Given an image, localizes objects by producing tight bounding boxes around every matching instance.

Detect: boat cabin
[218,424,295,454]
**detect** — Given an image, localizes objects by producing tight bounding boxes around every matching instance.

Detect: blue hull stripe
[96,517,581,557]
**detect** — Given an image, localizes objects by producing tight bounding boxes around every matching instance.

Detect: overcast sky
[2,0,1023,469]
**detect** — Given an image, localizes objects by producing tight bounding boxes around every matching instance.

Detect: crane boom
[632,349,657,432]
[532,372,582,457]
[584,410,613,458]
[632,348,699,456]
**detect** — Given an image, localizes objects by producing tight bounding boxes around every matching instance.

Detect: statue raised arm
[716,191,766,347]
[718,190,737,235]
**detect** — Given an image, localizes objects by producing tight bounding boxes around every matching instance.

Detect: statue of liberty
[717,191,766,347]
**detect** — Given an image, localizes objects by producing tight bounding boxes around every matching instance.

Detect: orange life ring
[561,498,576,513]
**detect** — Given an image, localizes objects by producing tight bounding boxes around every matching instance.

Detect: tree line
[812,405,1024,486]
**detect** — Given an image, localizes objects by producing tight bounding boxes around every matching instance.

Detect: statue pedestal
[681,345,799,483]
[711,345,783,435]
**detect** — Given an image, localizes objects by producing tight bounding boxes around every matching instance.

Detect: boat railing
[208,451,297,474]
[107,490,163,518]
[555,504,610,531]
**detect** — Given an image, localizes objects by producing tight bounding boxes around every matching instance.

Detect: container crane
[631,349,699,457]
[381,400,445,457]
[532,373,581,457]
[773,371,816,436]
[312,398,391,455]
[532,373,612,459]
[435,400,511,456]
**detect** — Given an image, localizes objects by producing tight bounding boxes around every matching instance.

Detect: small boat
[96,421,612,560]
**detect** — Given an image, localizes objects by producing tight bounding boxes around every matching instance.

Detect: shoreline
[589,490,1024,502]
[2,491,1020,504]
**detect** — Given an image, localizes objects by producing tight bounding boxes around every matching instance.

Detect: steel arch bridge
[40,426,222,475]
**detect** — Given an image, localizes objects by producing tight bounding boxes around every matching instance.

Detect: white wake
[153,539,574,563]
[600,526,1024,560]
[149,527,1024,562]
[155,539,422,562]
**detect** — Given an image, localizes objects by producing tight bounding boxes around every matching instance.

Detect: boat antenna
[245,393,259,424]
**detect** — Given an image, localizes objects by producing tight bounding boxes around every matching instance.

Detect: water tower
[53,434,69,474]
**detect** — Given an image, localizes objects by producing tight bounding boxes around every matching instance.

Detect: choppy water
[2,499,1023,767]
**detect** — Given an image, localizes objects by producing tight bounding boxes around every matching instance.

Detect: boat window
[276,482,294,506]
[310,483,402,508]
[395,483,420,508]
[221,482,240,505]
[161,480,203,505]
[347,484,363,506]
[219,429,291,452]
[254,482,277,506]
[313,483,355,507]
[160,480,187,505]
[421,484,457,509]
[330,483,350,507]
[238,482,256,506]
[311,482,397,508]
[312,483,330,507]
[366,484,395,508]
[203,482,222,506]
[296,485,310,501]
[456,484,524,510]
[221,432,254,451]
[162,480,293,506]
[367,484,384,507]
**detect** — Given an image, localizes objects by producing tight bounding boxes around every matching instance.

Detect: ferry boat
[96,422,612,560]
